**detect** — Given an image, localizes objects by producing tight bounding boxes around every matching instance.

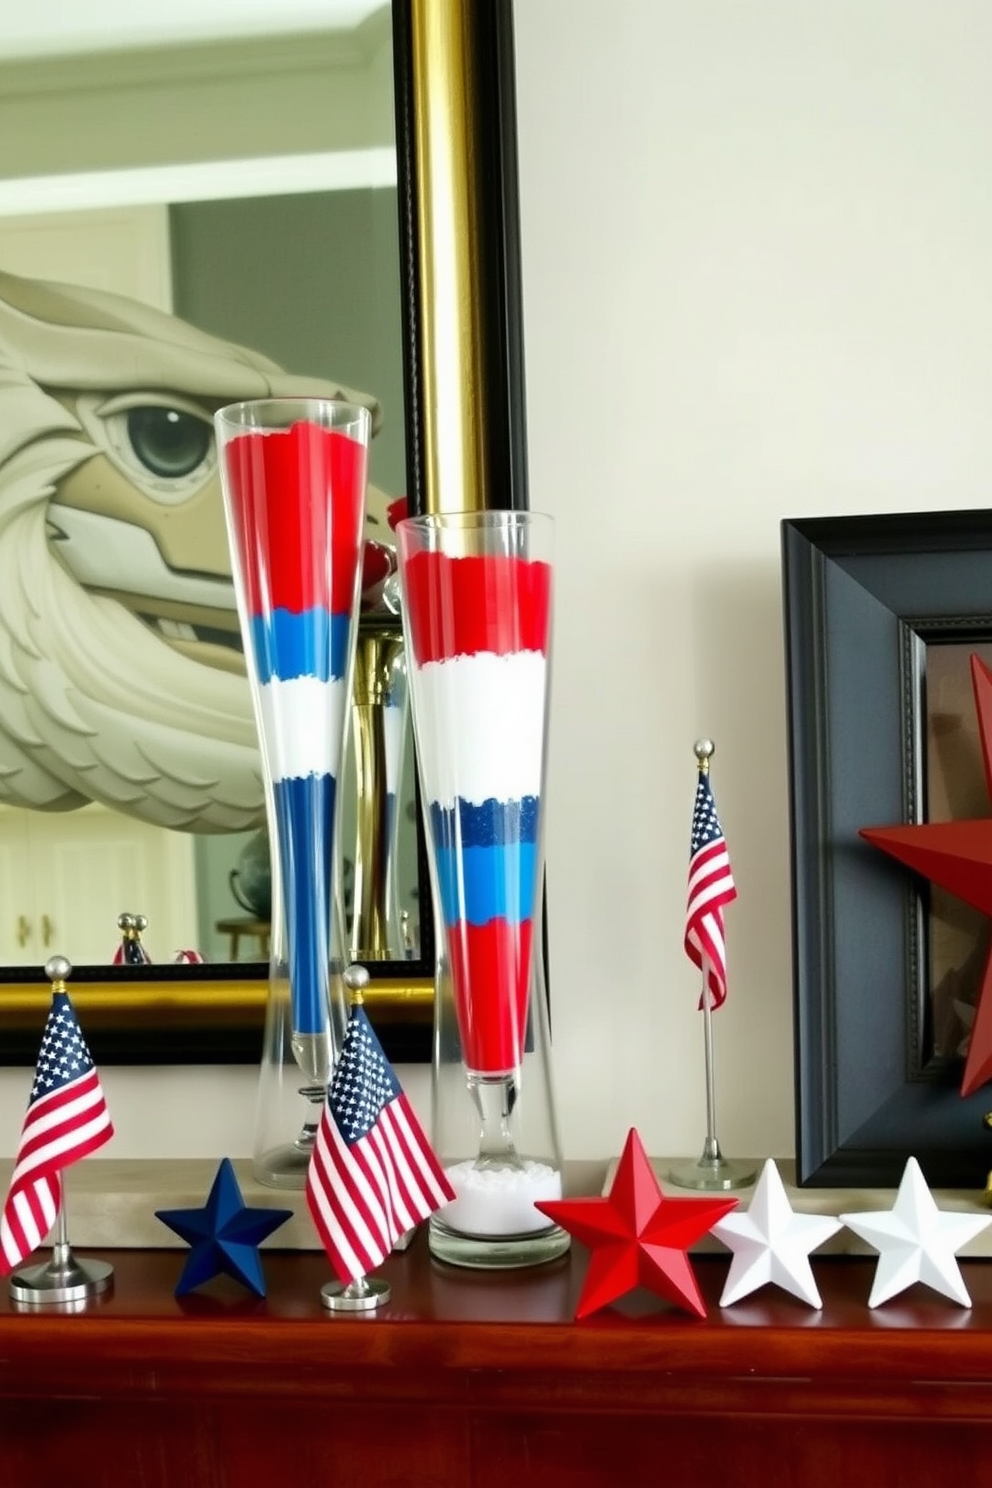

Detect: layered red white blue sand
[402,550,550,1074]
[222,420,365,1035]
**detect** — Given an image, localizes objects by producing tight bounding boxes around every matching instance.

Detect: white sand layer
[438,1159,562,1236]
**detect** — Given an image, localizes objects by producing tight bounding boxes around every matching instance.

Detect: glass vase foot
[428,1215,571,1270]
[253,1143,313,1190]
[253,1096,322,1189]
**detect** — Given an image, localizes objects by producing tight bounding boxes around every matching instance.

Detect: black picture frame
[782,509,992,1188]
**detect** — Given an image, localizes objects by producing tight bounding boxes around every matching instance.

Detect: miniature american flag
[685,767,737,1011]
[306,1001,454,1282]
[112,941,151,966]
[0,990,113,1274]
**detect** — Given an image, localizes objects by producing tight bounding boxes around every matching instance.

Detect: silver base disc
[320,1277,391,1312]
[667,1156,758,1191]
[9,1253,114,1307]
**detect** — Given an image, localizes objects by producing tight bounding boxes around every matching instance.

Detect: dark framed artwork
[783,509,992,1188]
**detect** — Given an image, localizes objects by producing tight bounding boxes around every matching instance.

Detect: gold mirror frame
[0,0,527,1066]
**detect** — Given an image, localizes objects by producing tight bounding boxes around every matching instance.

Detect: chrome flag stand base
[668,1136,757,1193]
[9,1222,113,1308]
[668,982,756,1193]
[320,1273,390,1313]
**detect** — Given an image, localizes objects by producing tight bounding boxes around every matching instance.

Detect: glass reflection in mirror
[0,9,423,991]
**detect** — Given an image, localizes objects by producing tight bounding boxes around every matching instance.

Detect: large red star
[535,1128,737,1319]
[861,653,992,1097]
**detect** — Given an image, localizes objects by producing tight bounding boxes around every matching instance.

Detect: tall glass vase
[396,511,569,1268]
[215,397,370,1188]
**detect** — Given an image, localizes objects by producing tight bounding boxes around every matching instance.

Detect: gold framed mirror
[0,0,527,1066]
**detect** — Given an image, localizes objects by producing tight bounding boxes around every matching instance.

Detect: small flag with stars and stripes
[685,766,737,1011]
[306,1002,454,1282]
[0,989,113,1275]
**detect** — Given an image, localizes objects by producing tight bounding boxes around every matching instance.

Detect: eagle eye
[126,406,212,480]
[75,391,219,502]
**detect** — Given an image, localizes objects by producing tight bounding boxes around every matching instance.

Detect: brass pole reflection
[350,619,406,961]
[411,0,489,516]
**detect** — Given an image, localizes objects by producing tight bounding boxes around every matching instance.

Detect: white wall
[512,0,992,1162]
[4,0,992,1165]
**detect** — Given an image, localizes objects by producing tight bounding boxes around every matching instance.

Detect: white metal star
[712,1158,843,1308]
[840,1156,992,1308]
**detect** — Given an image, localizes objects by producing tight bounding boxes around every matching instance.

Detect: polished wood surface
[3,1235,992,1485]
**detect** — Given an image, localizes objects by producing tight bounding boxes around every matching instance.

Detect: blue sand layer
[429,796,539,849]
[272,771,338,1035]
[429,798,541,925]
[251,608,351,685]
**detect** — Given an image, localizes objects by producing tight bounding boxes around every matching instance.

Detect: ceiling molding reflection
[0,0,386,63]
[0,149,398,217]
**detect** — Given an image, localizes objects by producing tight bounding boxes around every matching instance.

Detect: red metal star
[535,1128,737,1320]
[861,653,992,1097]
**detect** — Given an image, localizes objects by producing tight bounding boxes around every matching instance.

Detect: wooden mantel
[3,1235,992,1486]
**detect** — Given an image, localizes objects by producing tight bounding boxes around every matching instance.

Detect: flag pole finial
[694,738,715,773]
[45,955,72,994]
[343,963,370,1007]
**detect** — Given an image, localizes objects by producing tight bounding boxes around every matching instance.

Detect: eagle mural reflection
[0,269,383,834]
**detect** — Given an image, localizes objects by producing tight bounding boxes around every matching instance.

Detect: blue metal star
[155,1158,293,1297]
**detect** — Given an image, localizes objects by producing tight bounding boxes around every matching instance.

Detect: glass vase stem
[470,1075,525,1169]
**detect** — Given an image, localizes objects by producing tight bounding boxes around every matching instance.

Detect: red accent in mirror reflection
[861,653,992,1096]
[387,496,409,530]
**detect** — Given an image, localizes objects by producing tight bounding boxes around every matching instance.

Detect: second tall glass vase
[215,397,370,1187]
[397,511,569,1268]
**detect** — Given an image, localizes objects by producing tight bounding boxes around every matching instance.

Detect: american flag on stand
[685,766,737,1011]
[0,990,114,1274]
[112,941,151,966]
[306,1001,454,1282]
[112,915,151,966]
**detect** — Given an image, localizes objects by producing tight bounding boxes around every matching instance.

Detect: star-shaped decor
[535,1127,737,1320]
[155,1158,294,1297]
[840,1156,991,1308]
[711,1158,843,1308]
[861,653,992,1096]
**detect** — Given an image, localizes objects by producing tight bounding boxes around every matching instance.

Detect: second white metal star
[712,1158,843,1308]
[840,1156,992,1308]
